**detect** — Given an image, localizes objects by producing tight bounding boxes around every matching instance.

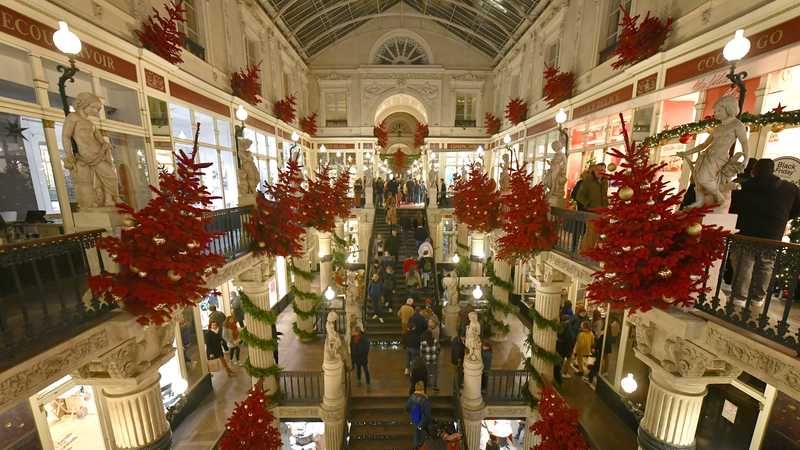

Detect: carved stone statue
[442,272,459,306]
[678,96,750,210]
[237,138,260,205]
[61,92,120,209]
[542,139,567,206]
[324,311,344,363]
[465,311,482,361]
[498,154,511,192]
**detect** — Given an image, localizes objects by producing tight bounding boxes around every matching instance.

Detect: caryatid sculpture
[542,139,567,206]
[678,95,750,209]
[465,311,482,361]
[236,137,260,205]
[61,92,120,209]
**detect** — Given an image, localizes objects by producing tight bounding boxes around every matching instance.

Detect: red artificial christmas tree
[331,168,353,220]
[543,66,575,107]
[392,151,408,172]
[135,0,186,64]
[373,121,389,148]
[273,94,297,124]
[300,165,339,233]
[496,163,557,261]
[414,122,429,148]
[484,113,501,135]
[612,7,673,70]
[299,112,318,136]
[452,162,501,233]
[231,63,262,105]
[584,114,728,311]
[247,154,306,257]
[505,98,528,125]
[89,125,224,326]
[530,386,588,450]
[219,385,282,450]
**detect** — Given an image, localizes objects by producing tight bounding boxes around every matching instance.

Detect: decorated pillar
[101,371,171,449]
[638,369,708,450]
[469,232,485,276]
[290,232,318,341]
[487,255,513,342]
[318,231,332,295]
[522,410,540,449]
[461,311,485,450]
[527,280,565,397]
[237,257,279,391]
[320,312,348,450]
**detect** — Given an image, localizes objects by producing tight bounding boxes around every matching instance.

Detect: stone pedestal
[237,258,278,392]
[74,209,125,274]
[320,345,347,450]
[462,407,487,450]
[318,231,332,295]
[444,302,460,339]
[99,371,171,450]
[529,280,565,393]
[461,354,484,411]
[638,370,708,450]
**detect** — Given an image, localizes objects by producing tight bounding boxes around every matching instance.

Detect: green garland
[486,289,518,315]
[529,307,560,332]
[642,109,800,148]
[290,285,323,303]
[457,241,470,251]
[521,304,563,407]
[240,328,279,351]
[289,261,314,281]
[482,260,516,337]
[292,322,318,341]
[456,256,471,276]
[242,359,283,379]
[240,291,278,325]
[486,260,514,292]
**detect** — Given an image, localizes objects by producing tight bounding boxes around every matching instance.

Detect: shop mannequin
[677,95,749,210]
[61,92,120,209]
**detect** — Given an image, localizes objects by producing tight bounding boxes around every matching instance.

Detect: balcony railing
[277,371,323,405]
[314,305,346,335]
[485,370,529,404]
[696,235,800,353]
[550,207,598,266]
[0,229,116,369]
[204,206,253,261]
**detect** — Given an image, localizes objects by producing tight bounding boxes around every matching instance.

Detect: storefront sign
[665,15,800,87]
[447,143,478,150]
[363,143,373,149]
[168,81,229,116]
[320,143,354,149]
[636,73,658,96]
[245,116,275,134]
[526,119,554,137]
[774,156,800,185]
[0,6,138,82]
[144,69,165,92]
[573,85,633,119]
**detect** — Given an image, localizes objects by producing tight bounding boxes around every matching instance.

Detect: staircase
[347,395,456,450]
[364,207,436,347]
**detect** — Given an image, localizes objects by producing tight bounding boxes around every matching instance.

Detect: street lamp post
[234,105,248,168]
[52,21,82,154]
[555,108,569,153]
[723,29,751,115]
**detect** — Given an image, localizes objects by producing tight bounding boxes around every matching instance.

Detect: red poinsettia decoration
[89,125,224,326]
[531,386,588,450]
[299,112,318,136]
[392,151,407,172]
[453,162,501,233]
[496,164,556,261]
[247,154,306,257]
[414,122,429,148]
[231,63,262,105]
[219,386,282,450]
[373,121,389,148]
[135,0,186,64]
[300,165,350,233]
[484,113,501,135]
[505,98,528,125]
[273,94,297,124]
[612,7,673,70]
[584,114,728,311]
[331,168,353,219]
[543,65,575,107]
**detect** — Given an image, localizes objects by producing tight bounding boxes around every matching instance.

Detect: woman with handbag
[204,321,235,376]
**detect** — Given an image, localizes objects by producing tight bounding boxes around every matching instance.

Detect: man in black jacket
[729,159,800,305]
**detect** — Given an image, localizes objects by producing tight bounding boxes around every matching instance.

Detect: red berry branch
[231,63,262,105]
[453,162,501,233]
[373,121,389,148]
[135,0,186,64]
[414,121,429,148]
[299,112,318,136]
[273,94,297,124]
[543,65,575,107]
[485,113,501,135]
[612,7,673,70]
[505,98,528,125]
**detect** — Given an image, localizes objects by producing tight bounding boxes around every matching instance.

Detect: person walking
[409,355,429,394]
[577,163,608,252]
[439,179,447,206]
[204,321,234,377]
[481,340,493,391]
[573,321,595,378]
[368,272,386,323]
[386,202,398,227]
[406,381,432,449]
[208,304,226,331]
[350,326,371,386]
[404,320,423,375]
[406,265,422,298]
[222,315,241,366]
[230,290,245,328]
[383,265,396,311]
[386,227,400,262]
[420,330,440,392]
[398,298,415,333]
[555,315,574,381]
[375,177,384,208]
[354,177,363,208]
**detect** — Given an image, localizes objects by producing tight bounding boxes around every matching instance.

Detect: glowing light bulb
[53,21,81,55]
[472,285,483,299]
[723,29,751,62]
[451,254,460,263]
[621,373,638,394]
[324,286,336,301]
[503,135,512,145]
[555,108,567,124]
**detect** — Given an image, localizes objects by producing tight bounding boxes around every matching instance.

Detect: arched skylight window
[374,37,429,65]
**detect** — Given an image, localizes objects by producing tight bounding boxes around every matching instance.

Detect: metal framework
[258,0,540,58]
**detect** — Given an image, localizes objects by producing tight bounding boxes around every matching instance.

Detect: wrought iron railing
[277,371,324,405]
[0,229,115,368]
[549,207,597,266]
[204,206,253,261]
[695,234,800,353]
[314,305,346,335]
[485,370,529,404]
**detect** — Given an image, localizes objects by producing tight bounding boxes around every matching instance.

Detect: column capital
[236,256,274,286]
[531,278,569,294]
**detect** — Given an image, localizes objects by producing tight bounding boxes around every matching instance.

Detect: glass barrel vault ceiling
[258,0,541,60]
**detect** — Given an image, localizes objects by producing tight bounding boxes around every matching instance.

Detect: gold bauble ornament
[123,217,136,227]
[153,235,166,245]
[618,186,634,200]
[771,123,785,133]
[138,271,148,278]
[686,223,702,236]
[167,270,182,281]
[187,241,199,249]
[258,241,267,248]
[662,296,676,304]
[607,163,617,172]
[658,267,673,278]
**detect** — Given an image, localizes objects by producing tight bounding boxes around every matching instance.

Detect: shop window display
[36,377,106,450]
[762,65,800,160]
[178,308,204,386]
[148,97,171,137]
[480,419,526,450]
[0,43,36,103]
[276,256,288,299]
[98,79,141,126]
[159,350,189,410]
[0,115,57,218]
[106,132,150,211]
[280,421,325,449]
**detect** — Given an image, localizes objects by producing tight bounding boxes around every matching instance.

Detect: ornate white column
[318,231,332,296]
[522,410,540,449]
[638,369,707,450]
[462,407,486,450]
[528,280,565,394]
[320,313,347,450]
[461,313,485,450]
[489,256,512,342]
[292,232,317,340]
[237,258,279,392]
[100,371,171,449]
[469,232,485,276]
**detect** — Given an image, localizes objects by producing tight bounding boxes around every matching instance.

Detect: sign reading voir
[0,5,138,82]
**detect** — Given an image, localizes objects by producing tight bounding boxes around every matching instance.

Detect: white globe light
[451,254,460,263]
[172,377,188,396]
[324,286,336,301]
[476,145,485,157]
[53,21,82,55]
[555,108,568,124]
[503,135,512,145]
[472,285,483,300]
[235,105,248,121]
[621,373,638,394]
[723,29,750,62]
[291,131,300,142]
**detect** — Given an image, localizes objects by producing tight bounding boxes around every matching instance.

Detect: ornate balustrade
[549,207,598,267]
[203,206,254,261]
[0,229,115,369]
[277,371,324,405]
[484,369,529,404]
